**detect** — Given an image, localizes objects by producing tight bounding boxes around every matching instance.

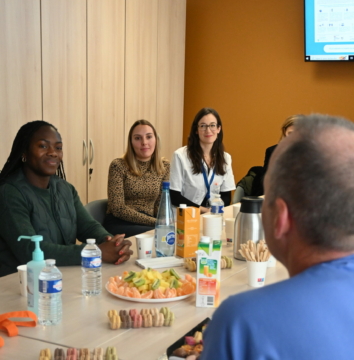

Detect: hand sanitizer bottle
[18,235,45,315]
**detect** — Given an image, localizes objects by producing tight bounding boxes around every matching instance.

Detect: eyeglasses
[198,123,218,131]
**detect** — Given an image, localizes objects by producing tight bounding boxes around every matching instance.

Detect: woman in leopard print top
[103,120,170,237]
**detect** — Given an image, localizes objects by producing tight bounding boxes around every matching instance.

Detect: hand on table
[99,234,133,265]
[200,206,210,214]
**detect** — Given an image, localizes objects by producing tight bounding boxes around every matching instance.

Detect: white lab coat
[170,146,236,206]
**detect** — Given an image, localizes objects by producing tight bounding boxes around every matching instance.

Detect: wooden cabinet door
[124,0,185,161]
[125,0,158,146]
[0,0,42,168]
[0,0,185,203]
[87,0,125,202]
[41,0,87,202]
[156,0,186,161]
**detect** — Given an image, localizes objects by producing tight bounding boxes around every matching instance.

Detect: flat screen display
[304,0,354,61]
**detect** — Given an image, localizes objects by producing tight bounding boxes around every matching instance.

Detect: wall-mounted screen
[304,0,354,61]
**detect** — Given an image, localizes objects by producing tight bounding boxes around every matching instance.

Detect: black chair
[232,166,264,203]
[84,199,108,224]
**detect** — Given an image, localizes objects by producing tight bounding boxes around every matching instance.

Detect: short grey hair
[267,113,354,251]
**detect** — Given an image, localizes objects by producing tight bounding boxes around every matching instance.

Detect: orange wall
[183,0,354,183]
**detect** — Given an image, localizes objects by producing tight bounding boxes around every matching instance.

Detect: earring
[22,156,26,163]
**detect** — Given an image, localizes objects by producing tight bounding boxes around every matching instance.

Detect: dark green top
[0,169,111,276]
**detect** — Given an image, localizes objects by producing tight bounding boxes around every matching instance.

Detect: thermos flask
[233,197,264,260]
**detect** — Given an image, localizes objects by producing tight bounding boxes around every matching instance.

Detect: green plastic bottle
[18,235,45,315]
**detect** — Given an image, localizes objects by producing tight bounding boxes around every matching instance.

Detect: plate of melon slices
[105,268,196,303]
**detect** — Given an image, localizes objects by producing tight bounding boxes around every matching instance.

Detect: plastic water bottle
[210,194,224,216]
[81,239,102,296]
[155,181,176,257]
[38,259,62,326]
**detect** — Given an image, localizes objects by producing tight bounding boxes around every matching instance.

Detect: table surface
[0,206,289,360]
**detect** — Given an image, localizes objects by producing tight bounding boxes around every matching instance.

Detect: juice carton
[196,239,222,308]
[176,205,200,258]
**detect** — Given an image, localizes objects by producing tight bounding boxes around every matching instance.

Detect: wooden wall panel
[87,0,125,202]
[41,0,87,201]
[156,0,186,161]
[0,0,42,168]
[125,0,158,146]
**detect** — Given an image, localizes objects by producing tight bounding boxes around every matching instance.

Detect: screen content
[304,0,354,61]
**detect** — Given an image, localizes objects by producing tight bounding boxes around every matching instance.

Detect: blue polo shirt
[201,255,354,360]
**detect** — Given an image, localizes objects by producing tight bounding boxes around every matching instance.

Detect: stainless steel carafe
[233,197,264,260]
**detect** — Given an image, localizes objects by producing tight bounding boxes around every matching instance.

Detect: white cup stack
[203,214,223,240]
[232,202,241,218]
[17,264,27,297]
[225,218,235,246]
[135,234,154,259]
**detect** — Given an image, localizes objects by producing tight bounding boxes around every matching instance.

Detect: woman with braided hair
[0,121,132,277]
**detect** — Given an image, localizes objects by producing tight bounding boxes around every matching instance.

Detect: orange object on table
[0,311,37,347]
[176,206,200,258]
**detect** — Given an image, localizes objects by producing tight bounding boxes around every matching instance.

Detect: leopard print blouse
[106,158,170,226]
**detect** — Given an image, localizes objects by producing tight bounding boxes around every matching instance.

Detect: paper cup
[225,218,235,246]
[232,203,241,218]
[203,214,222,240]
[135,234,154,259]
[246,261,268,288]
[267,254,277,267]
[17,264,27,297]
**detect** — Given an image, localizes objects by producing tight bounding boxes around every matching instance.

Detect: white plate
[105,282,195,303]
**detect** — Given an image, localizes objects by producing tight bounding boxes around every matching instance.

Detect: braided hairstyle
[0,120,66,184]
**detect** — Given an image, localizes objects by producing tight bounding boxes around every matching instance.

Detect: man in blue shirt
[201,114,354,360]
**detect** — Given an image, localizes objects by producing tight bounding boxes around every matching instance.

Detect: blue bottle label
[166,231,175,246]
[39,279,62,293]
[81,256,102,268]
[211,205,224,214]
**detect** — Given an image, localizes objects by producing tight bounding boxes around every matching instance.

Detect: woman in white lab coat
[170,107,235,213]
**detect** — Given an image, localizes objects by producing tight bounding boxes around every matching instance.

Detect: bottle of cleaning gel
[18,235,45,315]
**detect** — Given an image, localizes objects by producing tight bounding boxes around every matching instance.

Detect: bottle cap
[200,236,211,243]
[179,204,187,208]
[240,196,263,214]
[46,259,56,266]
[162,181,170,189]
[87,239,96,244]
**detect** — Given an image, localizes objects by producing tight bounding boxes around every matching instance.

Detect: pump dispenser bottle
[18,235,45,315]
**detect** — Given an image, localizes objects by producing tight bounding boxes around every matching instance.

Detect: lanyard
[201,162,215,200]
[0,310,37,348]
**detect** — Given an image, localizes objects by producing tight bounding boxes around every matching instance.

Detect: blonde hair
[279,114,304,141]
[123,120,166,176]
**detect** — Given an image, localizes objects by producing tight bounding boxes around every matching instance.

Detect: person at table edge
[103,119,170,238]
[201,113,354,360]
[170,107,235,213]
[0,121,133,277]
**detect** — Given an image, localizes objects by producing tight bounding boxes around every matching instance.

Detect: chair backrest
[84,199,108,225]
[236,166,264,197]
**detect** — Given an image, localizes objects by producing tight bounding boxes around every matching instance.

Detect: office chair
[84,199,108,225]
